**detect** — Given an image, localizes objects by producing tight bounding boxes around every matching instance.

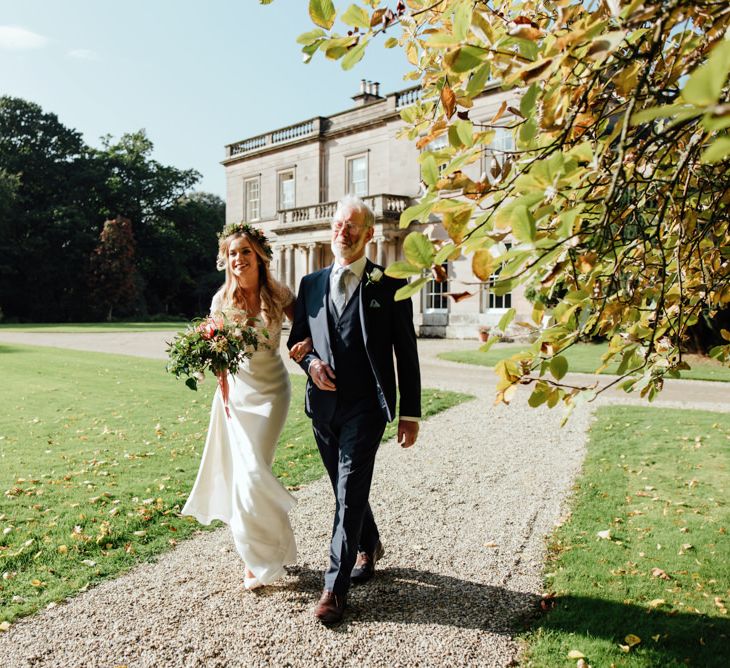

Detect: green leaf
[421,153,439,187]
[528,387,548,408]
[297,28,327,45]
[445,45,488,73]
[682,40,730,107]
[399,195,435,228]
[466,63,491,96]
[384,37,398,49]
[385,261,423,278]
[455,120,474,147]
[341,4,370,29]
[341,39,368,70]
[403,231,435,268]
[519,83,539,118]
[550,355,568,380]
[309,0,336,30]
[497,307,516,332]
[479,336,498,353]
[434,242,457,265]
[395,276,429,301]
[301,41,322,63]
[452,2,472,42]
[185,377,198,391]
[519,117,538,144]
[700,136,730,164]
[631,104,700,125]
[511,205,537,243]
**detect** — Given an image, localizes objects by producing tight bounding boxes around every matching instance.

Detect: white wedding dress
[182,289,297,585]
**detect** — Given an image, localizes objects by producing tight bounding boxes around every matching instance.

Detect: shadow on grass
[534,593,729,666]
[284,566,728,665]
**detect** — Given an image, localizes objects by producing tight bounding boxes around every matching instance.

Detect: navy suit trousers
[313,398,387,596]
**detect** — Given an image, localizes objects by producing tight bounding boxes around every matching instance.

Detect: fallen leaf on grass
[648,598,667,609]
[540,592,556,610]
[0,621,10,632]
[567,650,585,659]
[597,529,612,540]
[81,559,96,567]
[651,567,671,579]
[618,633,641,653]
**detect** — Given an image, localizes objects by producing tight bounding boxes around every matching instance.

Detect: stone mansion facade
[222,80,529,338]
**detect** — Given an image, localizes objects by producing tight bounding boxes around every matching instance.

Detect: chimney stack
[352,78,384,106]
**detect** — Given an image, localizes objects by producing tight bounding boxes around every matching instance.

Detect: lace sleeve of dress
[210,291,224,315]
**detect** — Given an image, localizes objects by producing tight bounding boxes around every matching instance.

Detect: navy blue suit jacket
[287,259,421,423]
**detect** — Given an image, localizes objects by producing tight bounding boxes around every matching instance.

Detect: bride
[182,222,310,590]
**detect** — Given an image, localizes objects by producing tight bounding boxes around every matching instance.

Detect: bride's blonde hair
[215,230,287,326]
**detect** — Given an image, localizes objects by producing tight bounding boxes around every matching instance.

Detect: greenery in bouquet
[166,312,261,391]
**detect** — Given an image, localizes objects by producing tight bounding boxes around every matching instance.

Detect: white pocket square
[369,299,381,308]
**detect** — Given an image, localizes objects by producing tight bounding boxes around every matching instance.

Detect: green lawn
[0,344,471,624]
[523,405,730,667]
[440,342,730,382]
[0,322,186,333]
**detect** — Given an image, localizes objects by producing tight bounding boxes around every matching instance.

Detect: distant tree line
[0,96,224,322]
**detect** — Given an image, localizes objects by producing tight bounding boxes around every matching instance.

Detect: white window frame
[479,243,512,313]
[423,263,449,313]
[346,153,368,197]
[278,169,295,211]
[482,126,515,174]
[424,134,449,177]
[244,176,260,222]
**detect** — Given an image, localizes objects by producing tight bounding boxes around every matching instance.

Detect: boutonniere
[365,267,383,287]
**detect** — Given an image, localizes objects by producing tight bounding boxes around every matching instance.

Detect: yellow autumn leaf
[625,633,641,647]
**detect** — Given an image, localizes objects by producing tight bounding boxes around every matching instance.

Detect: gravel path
[0,331,726,667]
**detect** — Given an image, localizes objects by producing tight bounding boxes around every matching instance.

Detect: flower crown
[218,222,273,259]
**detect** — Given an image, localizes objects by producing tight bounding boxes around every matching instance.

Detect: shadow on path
[283,565,729,667]
[284,565,540,633]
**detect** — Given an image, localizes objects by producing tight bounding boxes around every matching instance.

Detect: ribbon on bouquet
[217,372,232,419]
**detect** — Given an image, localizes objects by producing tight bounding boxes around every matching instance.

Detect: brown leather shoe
[313,589,347,624]
[350,540,385,584]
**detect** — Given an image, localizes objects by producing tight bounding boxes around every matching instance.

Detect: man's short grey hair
[333,194,375,228]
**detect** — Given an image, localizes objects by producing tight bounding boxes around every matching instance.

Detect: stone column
[275,246,285,283]
[375,236,387,267]
[307,243,317,273]
[287,245,296,291]
[366,240,376,262]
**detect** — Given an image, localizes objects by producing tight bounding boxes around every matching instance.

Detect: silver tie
[332,267,349,316]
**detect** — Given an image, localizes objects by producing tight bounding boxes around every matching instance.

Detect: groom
[288,194,421,624]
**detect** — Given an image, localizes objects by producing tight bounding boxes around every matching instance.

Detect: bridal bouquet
[166,313,260,415]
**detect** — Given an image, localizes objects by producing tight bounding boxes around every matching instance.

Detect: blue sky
[0,1,412,196]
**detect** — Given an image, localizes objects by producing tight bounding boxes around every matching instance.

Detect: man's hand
[397,420,419,448]
[309,359,336,391]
